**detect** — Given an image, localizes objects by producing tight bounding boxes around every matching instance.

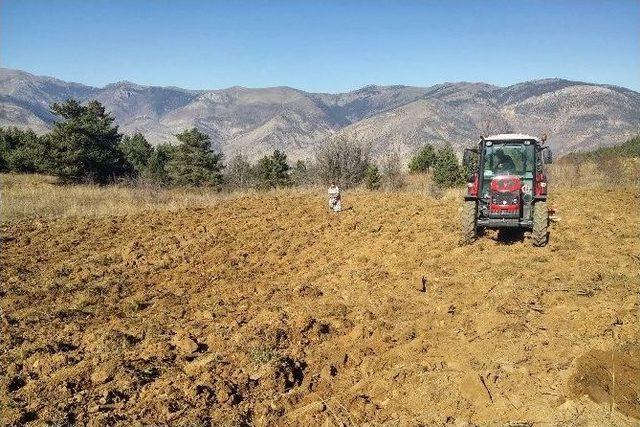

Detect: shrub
[363,164,381,190]
[408,144,436,174]
[433,143,464,188]
[315,136,371,188]
[225,153,255,191]
[382,149,405,190]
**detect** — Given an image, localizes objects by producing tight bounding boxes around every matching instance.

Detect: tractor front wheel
[460,200,478,245]
[531,201,549,247]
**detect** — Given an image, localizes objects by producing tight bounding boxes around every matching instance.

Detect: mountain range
[1,68,638,160]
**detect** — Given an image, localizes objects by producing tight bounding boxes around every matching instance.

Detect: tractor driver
[494,149,516,174]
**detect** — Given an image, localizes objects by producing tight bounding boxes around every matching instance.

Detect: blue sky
[2,0,638,92]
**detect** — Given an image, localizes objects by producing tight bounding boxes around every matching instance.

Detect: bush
[433,143,464,188]
[382,149,405,190]
[225,153,255,191]
[408,144,436,174]
[315,136,371,188]
[166,128,224,187]
[363,164,381,190]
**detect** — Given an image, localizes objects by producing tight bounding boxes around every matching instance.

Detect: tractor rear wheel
[531,201,549,247]
[460,200,477,245]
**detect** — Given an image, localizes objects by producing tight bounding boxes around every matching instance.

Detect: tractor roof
[485,133,541,143]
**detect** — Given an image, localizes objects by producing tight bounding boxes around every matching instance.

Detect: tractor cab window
[483,142,535,178]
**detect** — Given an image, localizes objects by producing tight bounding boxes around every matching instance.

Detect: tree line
[561,135,640,162]
[0,98,468,190]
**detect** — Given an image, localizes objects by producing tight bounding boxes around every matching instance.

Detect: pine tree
[363,164,382,190]
[433,143,464,188]
[0,127,46,173]
[166,128,224,187]
[143,143,174,185]
[255,155,274,189]
[408,144,436,173]
[255,150,291,189]
[45,99,125,183]
[119,133,153,177]
[270,150,291,187]
[291,160,311,186]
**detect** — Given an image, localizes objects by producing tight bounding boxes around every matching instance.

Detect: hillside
[1,186,639,426]
[1,68,639,159]
[563,135,640,161]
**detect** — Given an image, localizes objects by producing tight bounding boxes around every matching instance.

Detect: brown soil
[1,188,639,426]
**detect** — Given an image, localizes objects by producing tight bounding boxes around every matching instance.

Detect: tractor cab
[461,133,553,246]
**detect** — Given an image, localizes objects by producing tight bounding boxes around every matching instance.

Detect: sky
[1,0,638,92]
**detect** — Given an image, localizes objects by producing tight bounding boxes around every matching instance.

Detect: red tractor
[461,133,553,246]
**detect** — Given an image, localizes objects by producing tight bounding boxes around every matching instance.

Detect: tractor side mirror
[543,147,553,164]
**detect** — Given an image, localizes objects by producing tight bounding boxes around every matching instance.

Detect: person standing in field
[328,181,341,212]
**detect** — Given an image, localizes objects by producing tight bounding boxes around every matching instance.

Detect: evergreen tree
[270,150,291,187]
[165,128,224,187]
[143,143,174,185]
[363,164,382,190]
[255,155,274,189]
[0,127,46,173]
[119,133,153,177]
[0,132,6,172]
[255,150,291,189]
[45,99,125,183]
[408,144,436,173]
[433,143,464,188]
[291,160,311,186]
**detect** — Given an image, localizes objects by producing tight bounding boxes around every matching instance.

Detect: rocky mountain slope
[1,68,638,159]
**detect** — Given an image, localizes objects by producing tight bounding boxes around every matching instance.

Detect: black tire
[531,201,549,247]
[460,200,478,245]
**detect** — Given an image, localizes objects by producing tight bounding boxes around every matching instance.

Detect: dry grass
[1,174,286,222]
[0,174,225,221]
[2,161,637,223]
[0,173,463,222]
[548,158,640,188]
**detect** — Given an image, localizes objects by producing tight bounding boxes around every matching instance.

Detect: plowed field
[1,188,639,426]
